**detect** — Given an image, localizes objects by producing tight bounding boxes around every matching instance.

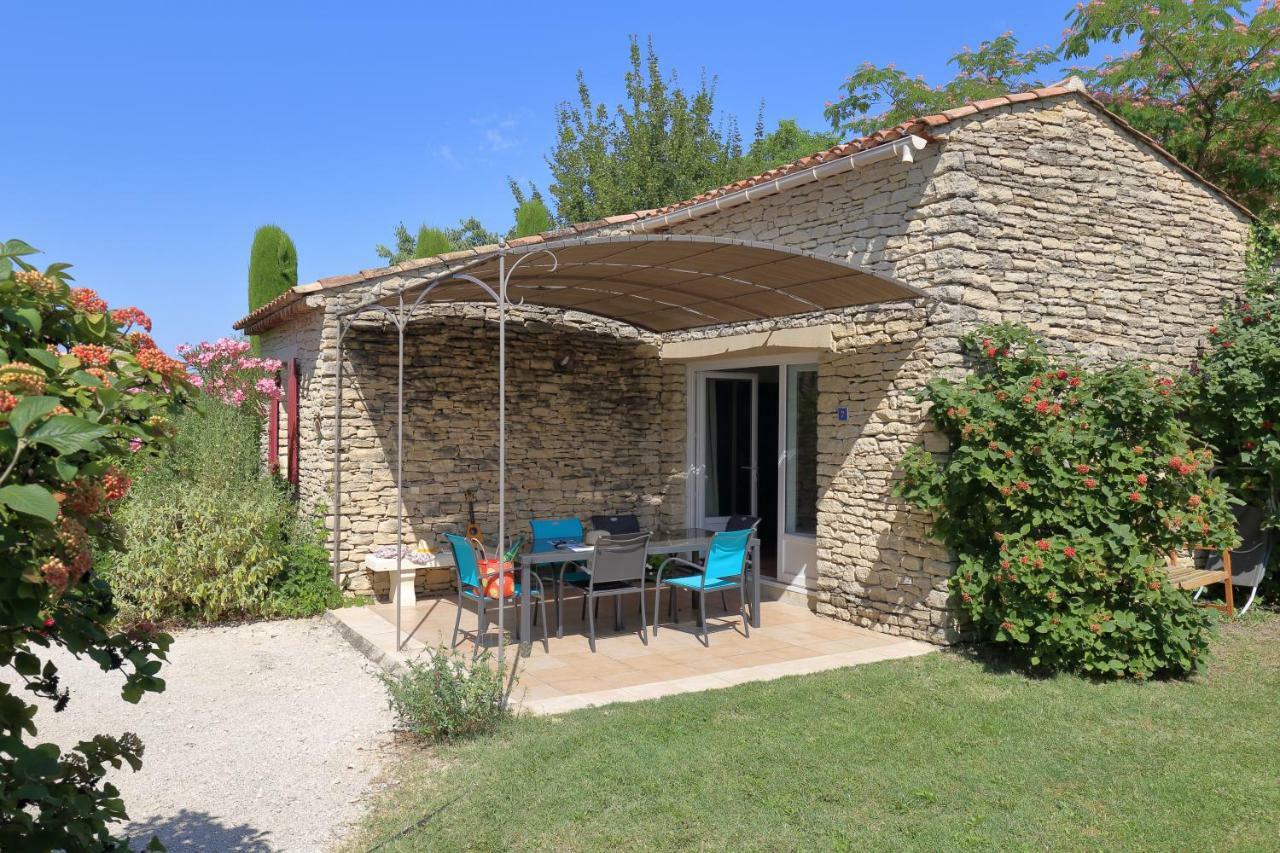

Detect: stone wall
[258,92,1251,640]
[294,304,684,597]
[659,92,1252,641]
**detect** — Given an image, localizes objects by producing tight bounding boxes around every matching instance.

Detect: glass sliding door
[778,364,818,586]
[695,372,758,529]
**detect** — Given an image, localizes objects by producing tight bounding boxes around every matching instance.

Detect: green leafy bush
[0,239,189,850]
[1189,252,1280,527]
[897,324,1237,678]
[381,647,509,743]
[104,400,342,625]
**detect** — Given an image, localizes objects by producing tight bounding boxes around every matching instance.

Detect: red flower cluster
[1128,491,1143,502]
[1167,456,1196,475]
[62,479,105,516]
[0,390,16,414]
[1083,478,1098,488]
[1063,546,1077,558]
[103,468,131,502]
[1035,538,1051,551]
[1187,494,1202,508]
[70,343,113,368]
[41,557,70,592]
[111,306,153,332]
[1136,473,1148,486]
[70,287,108,314]
[1075,463,1091,474]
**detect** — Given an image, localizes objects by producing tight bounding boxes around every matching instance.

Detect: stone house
[234,81,1254,644]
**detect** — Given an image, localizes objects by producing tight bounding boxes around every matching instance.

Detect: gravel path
[34,617,396,852]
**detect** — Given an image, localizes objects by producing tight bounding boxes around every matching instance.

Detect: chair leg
[586,593,597,653]
[721,590,728,612]
[615,595,624,632]
[652,585,661,637]
[699,593,709,647]
[539,595,549,653]
[451,594,463,648]
[1240,585,1258,615]
[639,586,648,645]
[739,588,750,639]
[555,577,565,639]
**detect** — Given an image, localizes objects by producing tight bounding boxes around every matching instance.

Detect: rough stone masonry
[258,91,1251,642]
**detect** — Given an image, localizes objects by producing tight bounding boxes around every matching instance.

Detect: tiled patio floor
[326,591,933,714]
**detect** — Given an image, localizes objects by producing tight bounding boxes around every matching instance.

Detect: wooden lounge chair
[1166,545,1233,617]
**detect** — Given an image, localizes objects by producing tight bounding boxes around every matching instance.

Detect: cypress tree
[247,225,298,312]
[247,225,297,353]
[413,226,452,259]
[512,198,552,238]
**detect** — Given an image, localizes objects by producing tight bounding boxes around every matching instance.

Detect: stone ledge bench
[363,551,455,606]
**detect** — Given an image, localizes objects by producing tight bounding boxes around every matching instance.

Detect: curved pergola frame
[330,235,926,667]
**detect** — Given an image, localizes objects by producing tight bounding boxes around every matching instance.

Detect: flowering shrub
[897,324,1236,678]
[0,239,190,849]
[177,337,281,412]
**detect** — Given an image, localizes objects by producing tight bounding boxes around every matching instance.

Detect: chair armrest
[655,556,702,586]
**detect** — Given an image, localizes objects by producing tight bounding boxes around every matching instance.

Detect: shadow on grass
[126,809,272,851]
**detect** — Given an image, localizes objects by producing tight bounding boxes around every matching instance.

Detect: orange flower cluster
[137,347,184,379]
[127,331,157,351]
[70,287,108,314]
[0,361,46,394]
[70,343,113,368]
[111,306,153,332]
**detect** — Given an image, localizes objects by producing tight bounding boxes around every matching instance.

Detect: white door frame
[683,353,821,592]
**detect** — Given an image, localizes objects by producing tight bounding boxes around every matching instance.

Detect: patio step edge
[323,608,408,675]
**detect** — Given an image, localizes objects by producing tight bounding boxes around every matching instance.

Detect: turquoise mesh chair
[529,517,591,637]
[652,528,752,646]
[444,532,547,653]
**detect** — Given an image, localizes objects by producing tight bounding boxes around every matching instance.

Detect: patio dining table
[511,527,761,655]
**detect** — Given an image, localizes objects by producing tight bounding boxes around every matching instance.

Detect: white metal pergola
[330,234,928,667]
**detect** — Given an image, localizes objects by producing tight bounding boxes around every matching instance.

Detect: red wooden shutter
[266,370,281,475]
[286,359,300,488]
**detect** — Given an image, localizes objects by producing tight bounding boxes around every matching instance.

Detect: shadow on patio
[327,594,933,714]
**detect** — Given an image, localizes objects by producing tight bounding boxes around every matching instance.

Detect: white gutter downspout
[632,133,930,232]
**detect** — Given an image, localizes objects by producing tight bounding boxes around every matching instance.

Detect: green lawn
[348,614,1280,852]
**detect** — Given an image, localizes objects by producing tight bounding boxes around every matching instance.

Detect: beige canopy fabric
[355,234,927,333]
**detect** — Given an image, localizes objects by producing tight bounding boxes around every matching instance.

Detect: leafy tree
[0,239,191,849]
[247,225,298,313]
[413,226,452,259]
[824,1,1279,216]
[742,118,841,172]
[824,33,1056,136]
[1062,0,1280,216]
[376,217,501,265]
[547,36,746,224]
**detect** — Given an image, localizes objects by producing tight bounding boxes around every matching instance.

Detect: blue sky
[7,1,1085,351]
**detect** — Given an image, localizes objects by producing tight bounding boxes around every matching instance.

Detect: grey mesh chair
[1196,504,1272,615]
[567,532,651,652]
[590,514,642,535]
